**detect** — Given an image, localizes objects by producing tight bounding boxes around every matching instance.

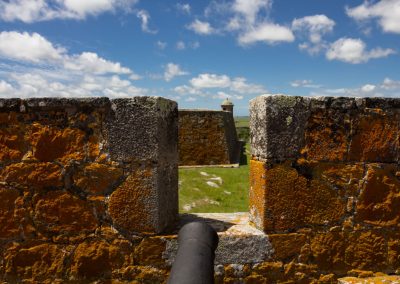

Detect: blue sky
[0,0,399,115]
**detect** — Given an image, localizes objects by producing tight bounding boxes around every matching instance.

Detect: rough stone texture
[178,110,239,165]
[249,95,400,281]
[0,97,178,283]
[250,94,311,161]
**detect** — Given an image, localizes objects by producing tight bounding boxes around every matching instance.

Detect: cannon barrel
[168,222,219,284]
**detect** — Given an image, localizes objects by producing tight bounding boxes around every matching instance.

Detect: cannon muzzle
[168,222,219,284]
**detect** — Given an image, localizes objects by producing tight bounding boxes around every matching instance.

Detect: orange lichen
[302,109,349,161]
[30,123,86,163]
[0,162,62,188]
[33,190,98,234]
[268,233,307,261]
[249,159,267,229]
[0,127,26,162]
[134,237,167,266]
[108,167,155,233]
[0,189,22,239]
[311,232,346,273]
[349,112,399,162]
[74,163,123,195]
[356,164,400,227]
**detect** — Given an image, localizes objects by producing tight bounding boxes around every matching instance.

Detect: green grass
[234,116,249,128]
[179,144,250,213]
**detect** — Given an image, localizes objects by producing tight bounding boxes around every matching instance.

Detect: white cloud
[190,74,231,89]
[346,0,400,34]
[187,19,216,35]
[232,0,271,25]
[136,10,157,34]
[0,31,145,98]
[176,3,191,15]
[64,52,132,74]
[174,73,266,101]
[292,14,335,55]
[156,41,167,50]
[309,77,400,98]
[176,41,186,50]
[0,31,66,63]
[164,63,188,82]
[290,79,321,88]
[326,38,395,64]
[0,0,138,23]
[0,80,14,94]
[238,22,295,45]
[190,41,200,49]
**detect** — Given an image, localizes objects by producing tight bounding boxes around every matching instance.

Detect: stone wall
[178,110,238,166]
[249,95,400,281]
[0,97,178,283]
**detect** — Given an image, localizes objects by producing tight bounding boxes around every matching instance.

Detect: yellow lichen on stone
[108,167,155,233]
[33,190,98,235]
[269,233,307,261]
[0,162,62,188]
[249,159,267,229]
[74,163,123,195]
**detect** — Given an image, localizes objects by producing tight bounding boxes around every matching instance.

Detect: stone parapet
[249,94,400,279]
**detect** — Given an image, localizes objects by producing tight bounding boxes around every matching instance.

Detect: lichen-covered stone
[109,166,157,233]
[310,232,346,273]
[0,127,26,162]
[33,190,98,235]
[345,231,387,271]
[349,111,399,163]
[73,163,123,195]
[338,275,400,284]
[134,237,166,266]
[356,163,400,227]
[3,242,69,282]
[269,233,307,261]
[250,160,347,232]
[250,94,311,161]
[30,123,86,163]
[302,108,350,161]
[0,188,23,239]
[0,162,62,188]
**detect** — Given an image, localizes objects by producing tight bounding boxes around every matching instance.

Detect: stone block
[249,94,310,161]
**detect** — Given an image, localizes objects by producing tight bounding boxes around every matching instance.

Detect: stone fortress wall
[0,95,399,283]
[178,109,238,166]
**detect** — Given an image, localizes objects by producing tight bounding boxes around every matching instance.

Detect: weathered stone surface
[31,123,86,163]
[338,275,400,284]
[345,231,387,271]
[311,232,346,273]
[269,233,307,261]
[105,97,177,163]
[388,236,400,270]
[302,108,350,161]
[109,166,157,233]
[73,163,123,195]
[349,111,399,163]
[0,188,22,239]
[135,237,167,266]
[33,190,98,235]
[0,127,26,162]
[0,162,62,188]
[250,94,310,161]
[178,110,238,165]
[3,242,69,282]
[250,160,347,232]
[249,159,266,230]
[356,164,400,227]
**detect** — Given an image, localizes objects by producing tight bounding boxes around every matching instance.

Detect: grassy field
[234,116,249,128]
[179,143,250,213]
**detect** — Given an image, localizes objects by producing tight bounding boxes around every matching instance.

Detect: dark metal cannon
[168,222,219,284]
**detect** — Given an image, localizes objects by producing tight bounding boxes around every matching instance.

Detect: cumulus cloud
[164,63,188,82]
[136,10,157,34]
[238,22,294,45]
[187,19,216,35]
[0,0,138,23]
[193,0,293,46]
[174,73,266,101]
[292,14,335,54]
[0,31,66,63]
[0,31,145,98]
[346,0,400,34]
[326,38,395,64]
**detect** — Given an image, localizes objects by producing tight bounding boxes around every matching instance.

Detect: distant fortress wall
[178,109,238,166]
